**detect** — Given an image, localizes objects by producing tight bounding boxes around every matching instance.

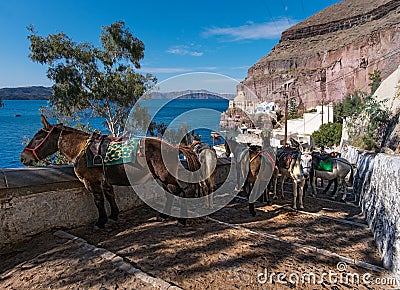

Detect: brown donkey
[20,115,202,228]
[225,138,275,216]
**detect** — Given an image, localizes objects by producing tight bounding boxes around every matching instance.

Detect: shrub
[312,122,343,147]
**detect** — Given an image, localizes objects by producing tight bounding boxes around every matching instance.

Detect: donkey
[274,144,307,210]
[21,115,203,228]
[186,131,217,208]
[224,137,249,191]
[302,151,354,202]
[225,137,275,216]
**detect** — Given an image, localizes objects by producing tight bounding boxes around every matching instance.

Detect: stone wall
[0,167,144,247]
[0,160,232,247]
[342,146,400,278]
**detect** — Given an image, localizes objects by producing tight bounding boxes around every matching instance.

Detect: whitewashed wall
[343,146,400,280]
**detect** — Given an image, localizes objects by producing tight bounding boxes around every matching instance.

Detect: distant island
[0,86,52,100]
[150,89,235,100]
[0,86,235,101]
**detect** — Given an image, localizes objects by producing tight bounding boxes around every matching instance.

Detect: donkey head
[20,115,62,166]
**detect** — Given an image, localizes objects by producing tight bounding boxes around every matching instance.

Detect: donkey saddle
[311,151,334,171]
[277,146,298,169]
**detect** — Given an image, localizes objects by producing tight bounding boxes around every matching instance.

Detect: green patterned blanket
[316,158,333,171]
[86,138,140,167]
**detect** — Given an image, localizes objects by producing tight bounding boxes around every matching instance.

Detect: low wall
[0,166,144,247]
[0,159,232,248]
[342,146,400,279]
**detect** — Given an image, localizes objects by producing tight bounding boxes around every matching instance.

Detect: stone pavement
[0,230,180,290]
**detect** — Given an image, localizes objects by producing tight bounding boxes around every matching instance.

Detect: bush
[312,122,343,147]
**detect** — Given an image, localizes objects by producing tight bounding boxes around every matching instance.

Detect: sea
[0,99,229,168]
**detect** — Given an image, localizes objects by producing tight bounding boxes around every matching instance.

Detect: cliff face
[241,0,400,109]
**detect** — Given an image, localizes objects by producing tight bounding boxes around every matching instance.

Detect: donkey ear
[41,115,51,129]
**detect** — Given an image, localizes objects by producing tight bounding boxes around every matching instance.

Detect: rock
[241,0,400,109]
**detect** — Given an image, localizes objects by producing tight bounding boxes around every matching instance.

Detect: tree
[312,122,343,147]
[287,97,301,120]
[333,90,365,123]
[28,21,156,136]
[368,69,381,95]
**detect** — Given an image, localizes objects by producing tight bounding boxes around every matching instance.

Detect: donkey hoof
[177,219,187,227]
[93,225,102,231]
[250,211,256,217]
[299,206,304,210]
[95,221,106,229]
[157,213,169,222]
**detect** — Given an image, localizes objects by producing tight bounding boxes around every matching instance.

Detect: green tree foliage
[287,97,301,120]
[27,21,156,136]
[368,69,381,95]
[312,122,343,147]
[333,90,365,123]
[332,70,390,150]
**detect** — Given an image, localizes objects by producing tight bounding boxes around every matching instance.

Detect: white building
[255,101,276,113]
[271,104,334,147]
[229,90,258,114]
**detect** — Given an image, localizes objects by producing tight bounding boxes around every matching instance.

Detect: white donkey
[302,151,354,202]
[273,142,307,210]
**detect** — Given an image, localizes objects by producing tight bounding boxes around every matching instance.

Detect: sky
[0,0,341,93]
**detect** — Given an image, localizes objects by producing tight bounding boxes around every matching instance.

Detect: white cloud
[202,19,294,41]
[166,45,204,57]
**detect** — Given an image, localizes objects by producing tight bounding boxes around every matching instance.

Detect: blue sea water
[0,99,228,168]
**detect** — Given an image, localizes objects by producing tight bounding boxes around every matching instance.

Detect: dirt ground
[0,190,398,290]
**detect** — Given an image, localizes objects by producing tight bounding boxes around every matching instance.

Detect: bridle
[23,126,59,162]
[300,152,312,174]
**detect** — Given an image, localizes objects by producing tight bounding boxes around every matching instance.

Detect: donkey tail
[348,164,354,187]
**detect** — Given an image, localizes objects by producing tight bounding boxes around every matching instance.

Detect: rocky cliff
[241,0,400,109]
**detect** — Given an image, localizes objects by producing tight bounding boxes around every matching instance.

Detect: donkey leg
[292,181,298,210]
[272,174,278,199]
[264,187,272,206]
[331,178,338,196]
[280,176,285,199]
[91,184,108,228]
[331,178,343,200]
[235,163,242,191]
[298,182,305,209]
[177,197,188,226]
[311,175,317,197]
[340,180,348,202]
[103,183,119,221]
[159,192,174,220]
[208,179,214,208]
[246,181,256,217]
[322,179,333,195]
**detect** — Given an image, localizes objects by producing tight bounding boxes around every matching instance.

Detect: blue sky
[0,0,340,91]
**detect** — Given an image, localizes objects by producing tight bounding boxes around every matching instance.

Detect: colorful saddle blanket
[312,152,333,171]
[86,137,141,168]
[276,146,298,169]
